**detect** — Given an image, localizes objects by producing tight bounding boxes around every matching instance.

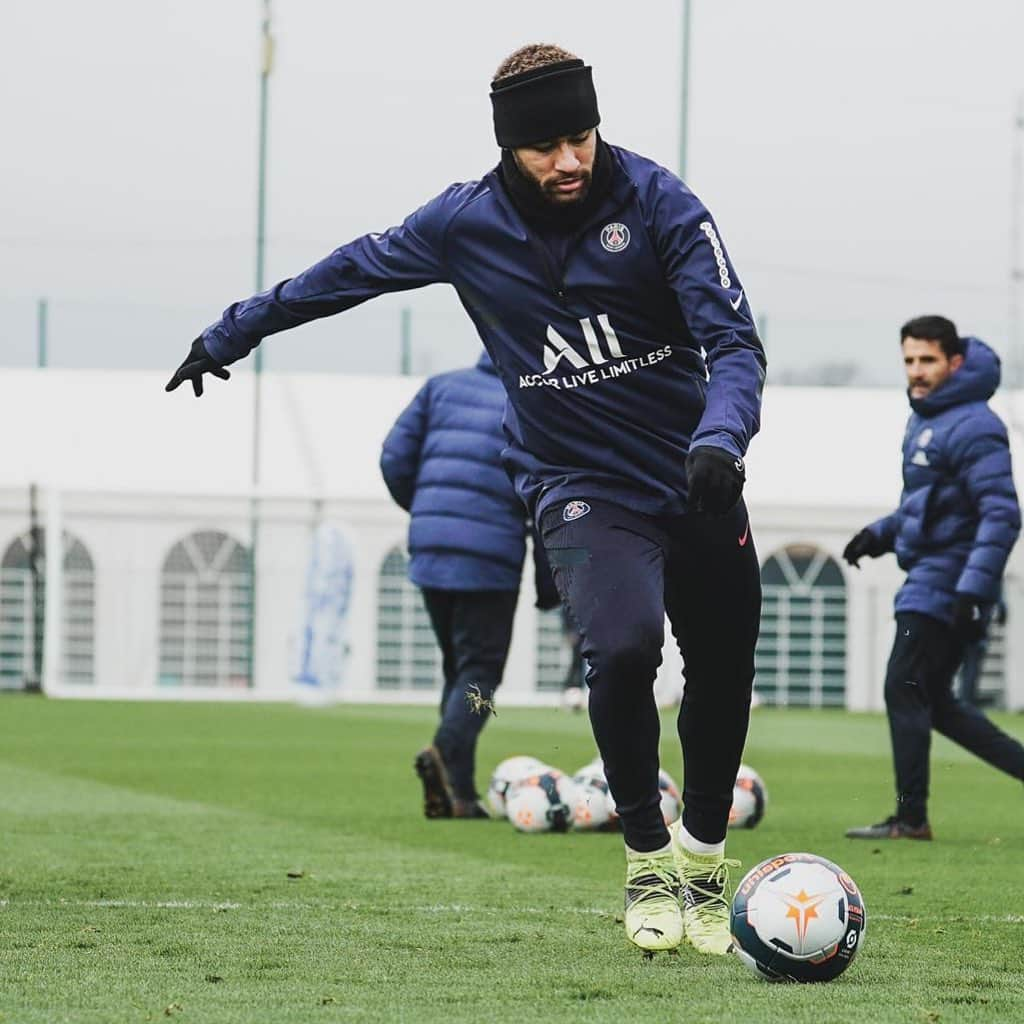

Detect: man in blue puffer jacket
[843,315,1024,839]
[381,350,556,819]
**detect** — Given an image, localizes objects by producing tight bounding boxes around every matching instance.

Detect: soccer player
[843,316,1024,840]
[166,44,766,955]
[380,350,557,819]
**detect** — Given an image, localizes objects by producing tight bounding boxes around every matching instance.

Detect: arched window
[376,546,440,690]
[756,544,847,707]
[0,530,95,687]
[159,531,251,688]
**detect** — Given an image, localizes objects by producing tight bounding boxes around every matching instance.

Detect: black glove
[685,446,745,516]
[842,528,885,568]
[165,337,231,398]
[952,594,987,641]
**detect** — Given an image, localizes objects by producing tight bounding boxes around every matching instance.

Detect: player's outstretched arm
[164,338,231,398]
[168,189,461,388]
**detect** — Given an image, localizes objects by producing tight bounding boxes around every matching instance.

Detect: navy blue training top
[202,144,766,518]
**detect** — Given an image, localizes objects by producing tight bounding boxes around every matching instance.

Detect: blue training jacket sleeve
[868,512,898,551]
[202,188,459,365]
[380,382,432,513]
[648,173,766,460]
[950,420,1021,601]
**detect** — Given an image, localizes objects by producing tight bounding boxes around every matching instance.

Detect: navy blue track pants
[422,587,518,800]
[885,612,1024,825]
[539,498,761,850]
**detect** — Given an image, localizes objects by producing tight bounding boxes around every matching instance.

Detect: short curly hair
[493,43,580,83]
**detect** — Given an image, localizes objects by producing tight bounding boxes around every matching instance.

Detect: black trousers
[884,612,1024,825]
[421,587,518,800]
[540,498,761,851]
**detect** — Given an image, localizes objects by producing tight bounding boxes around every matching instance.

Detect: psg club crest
[600,222,630,253]
[563,500,591,522]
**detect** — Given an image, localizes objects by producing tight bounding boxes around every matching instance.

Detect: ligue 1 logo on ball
[600,222,630,253]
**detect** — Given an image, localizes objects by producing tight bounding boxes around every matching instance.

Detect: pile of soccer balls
[487,756,766,835]
[486,755,682,833]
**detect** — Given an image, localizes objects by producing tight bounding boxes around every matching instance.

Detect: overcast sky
[4,0,1024,383]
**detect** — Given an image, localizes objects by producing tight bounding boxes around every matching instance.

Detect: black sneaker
[452,798,491,819]
[845,815,933,840]
[414,746,453,819]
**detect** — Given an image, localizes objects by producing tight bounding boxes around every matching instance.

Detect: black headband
[490,59,600,148]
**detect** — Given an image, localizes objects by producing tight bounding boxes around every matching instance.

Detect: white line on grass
[872,912,1024,923]
[0,898,1021,924]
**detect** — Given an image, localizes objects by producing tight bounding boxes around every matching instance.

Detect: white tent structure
[1,367,1021,710]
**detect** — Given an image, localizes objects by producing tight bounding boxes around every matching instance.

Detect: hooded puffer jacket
[868,337,1021,622]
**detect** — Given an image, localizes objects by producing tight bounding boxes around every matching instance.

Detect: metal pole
[1011,94,1023,389]
[400,307,412,375]
[37,299,48,368]
[41,487,63,694]
[249,0,273,688]
[679,0,692,181]
[28,484,44,690]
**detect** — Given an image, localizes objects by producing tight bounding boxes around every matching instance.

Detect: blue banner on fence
[292,523,355,698]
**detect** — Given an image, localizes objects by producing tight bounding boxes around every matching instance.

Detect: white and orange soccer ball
[505,769,576,833]
[571,759,618,831]
[571,780,614,830]
[731,852,866,982]
[486,756,551,818]
[728,763,768,829]
[569,760,680,829]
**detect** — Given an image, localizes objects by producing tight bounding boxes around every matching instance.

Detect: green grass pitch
[1,697,1023,1023]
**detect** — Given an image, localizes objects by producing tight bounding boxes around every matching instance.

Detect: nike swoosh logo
[729,290,744,311]
[738,522,750,547]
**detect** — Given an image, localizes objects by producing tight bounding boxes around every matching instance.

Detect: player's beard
[511,153,593,207]
[499,140,609,228]
[538,168,593,206]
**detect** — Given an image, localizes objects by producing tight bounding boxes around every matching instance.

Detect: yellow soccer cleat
[670,821,740,955]
[623,846,684,952]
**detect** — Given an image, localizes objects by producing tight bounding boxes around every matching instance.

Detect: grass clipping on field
[465,684,496,717]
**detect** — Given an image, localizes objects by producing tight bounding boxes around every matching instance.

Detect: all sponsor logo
[545,314,625,373]
[518,313,674,391]
[563,500,591,522]
[600,222,630,253]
